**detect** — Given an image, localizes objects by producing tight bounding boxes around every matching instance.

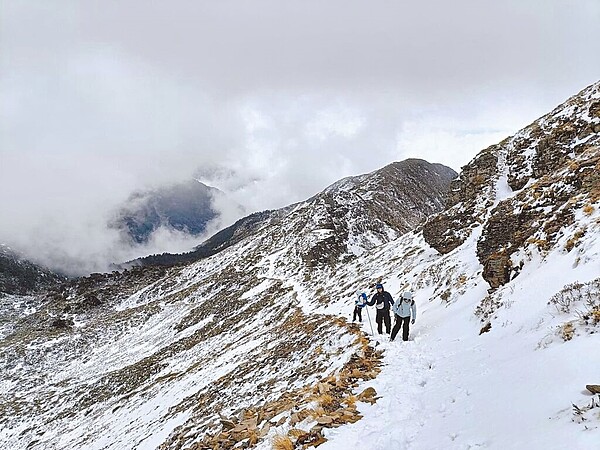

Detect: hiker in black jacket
[368,283,394,334]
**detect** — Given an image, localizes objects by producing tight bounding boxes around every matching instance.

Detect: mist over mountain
[1,81,599,450]
[0,177,247,277]
[113,179,245,245]
[133,159,456,267]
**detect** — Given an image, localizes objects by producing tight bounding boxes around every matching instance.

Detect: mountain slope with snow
[312,80,600,449]
[133,159,456,267]
[0,160,454,450]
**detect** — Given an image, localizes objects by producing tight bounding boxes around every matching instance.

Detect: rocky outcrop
[422,146,498,254]
[297,159,456,267]
[424,80,600,289]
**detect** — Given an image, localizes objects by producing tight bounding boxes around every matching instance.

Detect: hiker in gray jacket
[390,291,417,341]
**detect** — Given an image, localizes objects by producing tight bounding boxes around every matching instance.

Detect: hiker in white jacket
[391,291,417,341]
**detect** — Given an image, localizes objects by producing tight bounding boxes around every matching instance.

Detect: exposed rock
[479,322,492,335]
[424,80,600,289]
[586,385,600,394]
[50,317,74,329]
[423,147,498,254]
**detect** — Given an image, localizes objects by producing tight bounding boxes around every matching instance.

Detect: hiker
[367,283,394,334]
[353,292,368,322]
[391,291,417,342]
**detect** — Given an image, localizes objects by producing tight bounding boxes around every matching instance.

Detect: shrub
[548,282,584,313]
[549,278,600,342]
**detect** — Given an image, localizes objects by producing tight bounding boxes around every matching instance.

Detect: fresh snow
[303,206,600,450]
[2,82,600,449]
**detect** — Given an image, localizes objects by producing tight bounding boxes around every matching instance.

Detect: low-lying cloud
[1,0,598,275]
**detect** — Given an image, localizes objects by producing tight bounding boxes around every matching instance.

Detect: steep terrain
[0,160,455,450]
[423,81,600,290]
[134,159,456,267]
[292,81,600,449]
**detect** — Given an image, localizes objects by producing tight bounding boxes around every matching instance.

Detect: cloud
[1,0,598,274]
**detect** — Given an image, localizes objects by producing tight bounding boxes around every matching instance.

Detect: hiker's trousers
[375,309,391,334]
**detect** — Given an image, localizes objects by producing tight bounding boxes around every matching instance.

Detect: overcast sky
[1,0,599,274]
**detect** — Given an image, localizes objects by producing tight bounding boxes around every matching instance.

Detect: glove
[411,319,415,324]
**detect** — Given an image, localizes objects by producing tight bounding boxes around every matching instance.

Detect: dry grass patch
[561,322,575,341]
[197,317,383,449]
[272,434,294,450]
[583,204,595,215]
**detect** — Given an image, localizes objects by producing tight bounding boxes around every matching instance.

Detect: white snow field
[312,231,600,449]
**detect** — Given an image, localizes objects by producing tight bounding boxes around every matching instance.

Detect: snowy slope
[307,81,600,449]
[0,160,454,450]
[303,221,600,450]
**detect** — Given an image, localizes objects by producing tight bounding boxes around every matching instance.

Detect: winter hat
[402,291,413,300]
[376,283,383,290]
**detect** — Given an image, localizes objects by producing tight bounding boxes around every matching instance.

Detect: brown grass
[583,204,595,215]
[561,322,575,341]
[272,434,294,450]
[591,308,600,325]
[343,395,357,407]
[288,428,305,438]
[565,229,586,252]
[315,393,336,410]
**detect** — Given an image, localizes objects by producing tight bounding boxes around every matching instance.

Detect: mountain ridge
[131,159,456,268]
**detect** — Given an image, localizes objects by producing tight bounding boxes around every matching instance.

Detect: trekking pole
[365,305,375,336]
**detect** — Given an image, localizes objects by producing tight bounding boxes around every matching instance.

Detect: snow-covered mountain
[0,159,455,449]
[133,159,456,267]
[1,81,599,450]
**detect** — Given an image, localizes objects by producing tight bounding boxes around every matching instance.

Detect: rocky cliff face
[423,81,600,289]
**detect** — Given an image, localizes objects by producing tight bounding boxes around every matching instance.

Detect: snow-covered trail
[319,334,433,450]
[319,321,480,450]
[319,289,600,450]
